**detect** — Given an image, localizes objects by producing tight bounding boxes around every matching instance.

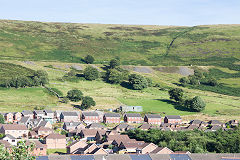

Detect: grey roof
[165,115,181,119]
[208,120,222,125]
[38,121,48,127]
[87,123,106,129]
[22,110,33,115]
[94,154,131,160]
[189,153,240,160]
[145,114,161,119]
[190,119,202,125]
[64,122,82,127]
[115,123,129,129]
[34,110,45,115]
[4,134,16,139]
[82,112,99,116]
[44,110,53,114]
[124,113,141,117]
[170,154,192,160]
[130,154,152,160]
[61,112,78,117]
[149,154,171,160]
[18,116,30,124]
[104,113,120,117]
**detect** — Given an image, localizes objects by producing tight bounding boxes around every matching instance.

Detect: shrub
[83,66,99,81]
[84,55,95,64]
[189,96,206,112]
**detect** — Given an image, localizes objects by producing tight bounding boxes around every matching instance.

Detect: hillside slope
[0,20,240,68]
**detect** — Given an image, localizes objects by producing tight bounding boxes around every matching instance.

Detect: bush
[67,89,83,102]
[128,74,148,90]
[189,96,206,112]
[83,66,99,81]
[81,96,96,109]
[84,55,95,64]
[0,114,4,124]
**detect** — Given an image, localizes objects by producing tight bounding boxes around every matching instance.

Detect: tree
[128,74,148,90]
[109,59,120,69]
[106,69,124,84]
[81,96,96,109]
[179,77,190,87]
[0,114,4,124]
[33,70,49,85]
[168,88,184,102]
[190,96,206,112]
[83,66,99,81]
[67,89,83,102]
[84,55,95,64]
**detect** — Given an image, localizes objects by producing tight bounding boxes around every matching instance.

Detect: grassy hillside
[0,20,240,69]
[1,60,240,122]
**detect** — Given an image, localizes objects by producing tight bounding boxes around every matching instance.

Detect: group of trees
[169,88,206,112]
[179,69,218,87]
[4,70,49,88]
[0,141,35,160]
[126,128,240,153]
[66,89,96,109]
[105,58,152,90]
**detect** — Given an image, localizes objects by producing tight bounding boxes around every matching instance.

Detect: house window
[40,148,43,150]
[12,140,15,142]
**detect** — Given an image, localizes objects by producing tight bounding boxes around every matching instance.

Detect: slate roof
[104,113,121,117]
[145,114,161,119]
[44,110,53,114]
[149,154,171,160]
[130,154,152,160]
[18,116,30,124]
[189,119,202,125]
[138,123,151,130]
[94,154,131,160]
[82,112,99,117]
[61,112,78,117]
[22,110,33,116]
[87,123,106,129]
[64,122,83,127]
[208,120,222,125]
[165,115,181,119]
[34,110,45,115]
[115,123,129,129]
[4,134,16,139]
[124,113,141,117]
